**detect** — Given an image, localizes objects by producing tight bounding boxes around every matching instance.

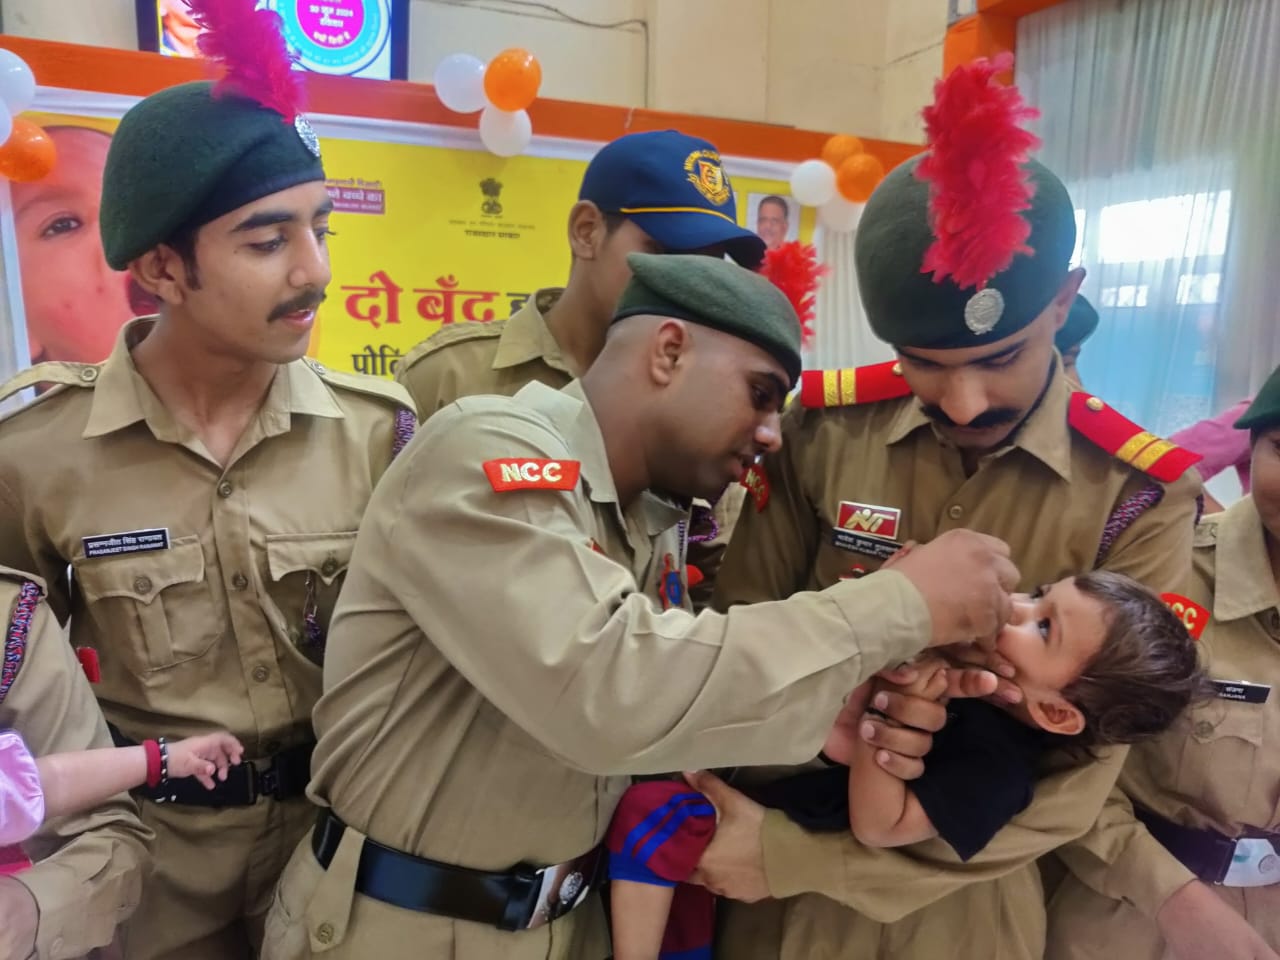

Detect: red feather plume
[759,241,829,346]
[185,0,304,122]
[916,53,1041,291]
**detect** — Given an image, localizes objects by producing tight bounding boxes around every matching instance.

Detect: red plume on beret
[185,0,305,123]
[759,241,828,346]
[916,53,1041,291]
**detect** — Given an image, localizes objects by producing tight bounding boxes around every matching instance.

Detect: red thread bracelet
[143,739,162,789]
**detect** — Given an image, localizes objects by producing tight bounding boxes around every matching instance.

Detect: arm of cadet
[0,475,72,623]
[756,744,1126,923]
[375,408,932,777]
[1053,471,1200,917]
[711,405,821,611]
[3,601,151,959]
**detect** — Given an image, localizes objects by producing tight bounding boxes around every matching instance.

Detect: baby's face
[995,576,1108,702]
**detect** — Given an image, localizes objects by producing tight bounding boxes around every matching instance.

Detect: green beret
[1234,365,1280,433]
[614,253,802,385]
[1055,294,1099,352]
[100,82,325,270]
[855,157,1076,349]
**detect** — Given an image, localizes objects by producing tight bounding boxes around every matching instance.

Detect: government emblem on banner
[480,177,504,217]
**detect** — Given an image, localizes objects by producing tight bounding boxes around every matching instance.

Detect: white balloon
[790,159,837,207]
[818,196,861,233]
[433,53,487,114]
[0,50,35,115]
[479,107,532,158]
[0,103,13,152]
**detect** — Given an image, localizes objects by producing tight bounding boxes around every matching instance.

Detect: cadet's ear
[1027,696,1085,736]
[567,201,607,262]
[130,243,195,306]
[648,318,690,387]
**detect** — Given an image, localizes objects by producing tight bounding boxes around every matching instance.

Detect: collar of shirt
[515,379,687,539]
[82,316,345,444]
[492,288,569,375]
[884,360,1074,481]
[1210,495,1279,622]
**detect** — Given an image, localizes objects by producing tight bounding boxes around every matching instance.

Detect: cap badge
[684,150,732,206]
[295,115,322,159]
[964,288,1004,335]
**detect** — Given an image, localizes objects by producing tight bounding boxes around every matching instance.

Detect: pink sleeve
[1170,400,1253,484]
[0,729,44,845]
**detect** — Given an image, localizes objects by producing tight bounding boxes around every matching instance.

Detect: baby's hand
[167,732,245,790]
[822,681,874,765]
[880,655,950,701]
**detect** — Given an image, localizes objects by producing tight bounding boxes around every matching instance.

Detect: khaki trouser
[1046,874,1280,959]
[716,866,1046,960]
[119,795,314,960]
[262,820,612,960]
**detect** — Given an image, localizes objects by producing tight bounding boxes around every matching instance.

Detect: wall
[0,0,948,142]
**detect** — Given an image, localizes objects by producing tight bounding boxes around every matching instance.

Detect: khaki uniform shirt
[0,569,151,959]
[395,289,709,613]
[273,380,931,960]
[712,364,1200,960]
[396,288,570,419]
[1048,496,1280,956]
[0,319,415,757]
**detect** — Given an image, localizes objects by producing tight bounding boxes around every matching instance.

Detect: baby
[606,570,1209,960]
[1,729,243,873]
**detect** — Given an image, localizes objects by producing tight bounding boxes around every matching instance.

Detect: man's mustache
[920,403,1021,430]
[269,290,327,322]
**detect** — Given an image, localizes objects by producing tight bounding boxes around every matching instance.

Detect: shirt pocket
[1175,698,1264,813]
[73,537,218,673]
[262,532,357,664]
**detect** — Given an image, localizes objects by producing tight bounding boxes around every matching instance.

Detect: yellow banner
[14,113,809,378]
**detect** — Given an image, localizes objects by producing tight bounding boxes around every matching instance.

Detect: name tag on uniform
[81,528,170,559]
[1211,680,1270,704]
[832,501,901,558]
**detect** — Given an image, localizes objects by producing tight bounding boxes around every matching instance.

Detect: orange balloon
[0,119,57,183]
[484,48,542,112]
[820,134,864,171]
[836,152,885,203]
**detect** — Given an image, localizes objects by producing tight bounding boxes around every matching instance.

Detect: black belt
[1135,805,1280,884]
[109,725,313,807]
[311,809,603,932]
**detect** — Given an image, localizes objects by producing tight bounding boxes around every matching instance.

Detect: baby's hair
[1061,571,1213,748]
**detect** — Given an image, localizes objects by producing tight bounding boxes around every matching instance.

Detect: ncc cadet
[0,571,150,959]
[704,61,1203,960]
[1048,367,1280,960]
[396,129,764,609]
[0,7,415,958]
[262,254,1020,960]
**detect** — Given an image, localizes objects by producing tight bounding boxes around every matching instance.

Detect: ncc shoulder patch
[739,462,770,512]
[1069,393,1202,483]
[484,458,581,492]
[799,361,911,409]
[1161,592,1209,640]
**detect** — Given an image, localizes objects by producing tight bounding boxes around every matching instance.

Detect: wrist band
[144,739,162,788]
[158,737,170,786]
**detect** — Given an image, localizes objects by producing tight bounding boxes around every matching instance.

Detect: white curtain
[806,215,895,371]
[1016,0,1280,435]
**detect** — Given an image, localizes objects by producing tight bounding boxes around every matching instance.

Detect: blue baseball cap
[579,130,766,269]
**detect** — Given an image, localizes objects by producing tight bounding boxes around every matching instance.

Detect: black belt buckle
[514,847,604,931]
[253,743,314,803]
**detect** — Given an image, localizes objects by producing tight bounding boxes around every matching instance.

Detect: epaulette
[0,361,101,404]
[410,320,506,362]
[798,360,912,409]
[302,357,415,412]
[1068,392,1202,483]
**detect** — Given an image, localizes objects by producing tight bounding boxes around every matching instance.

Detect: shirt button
[217,480,234,498]
[252,665,270,683]
[315,922,334,945]
[321,558,339,577]
[78,367,98,383]
[133,576,153,594]
[948,504,964,519]
[1194,720,1214,737]
[231,573,249,591]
